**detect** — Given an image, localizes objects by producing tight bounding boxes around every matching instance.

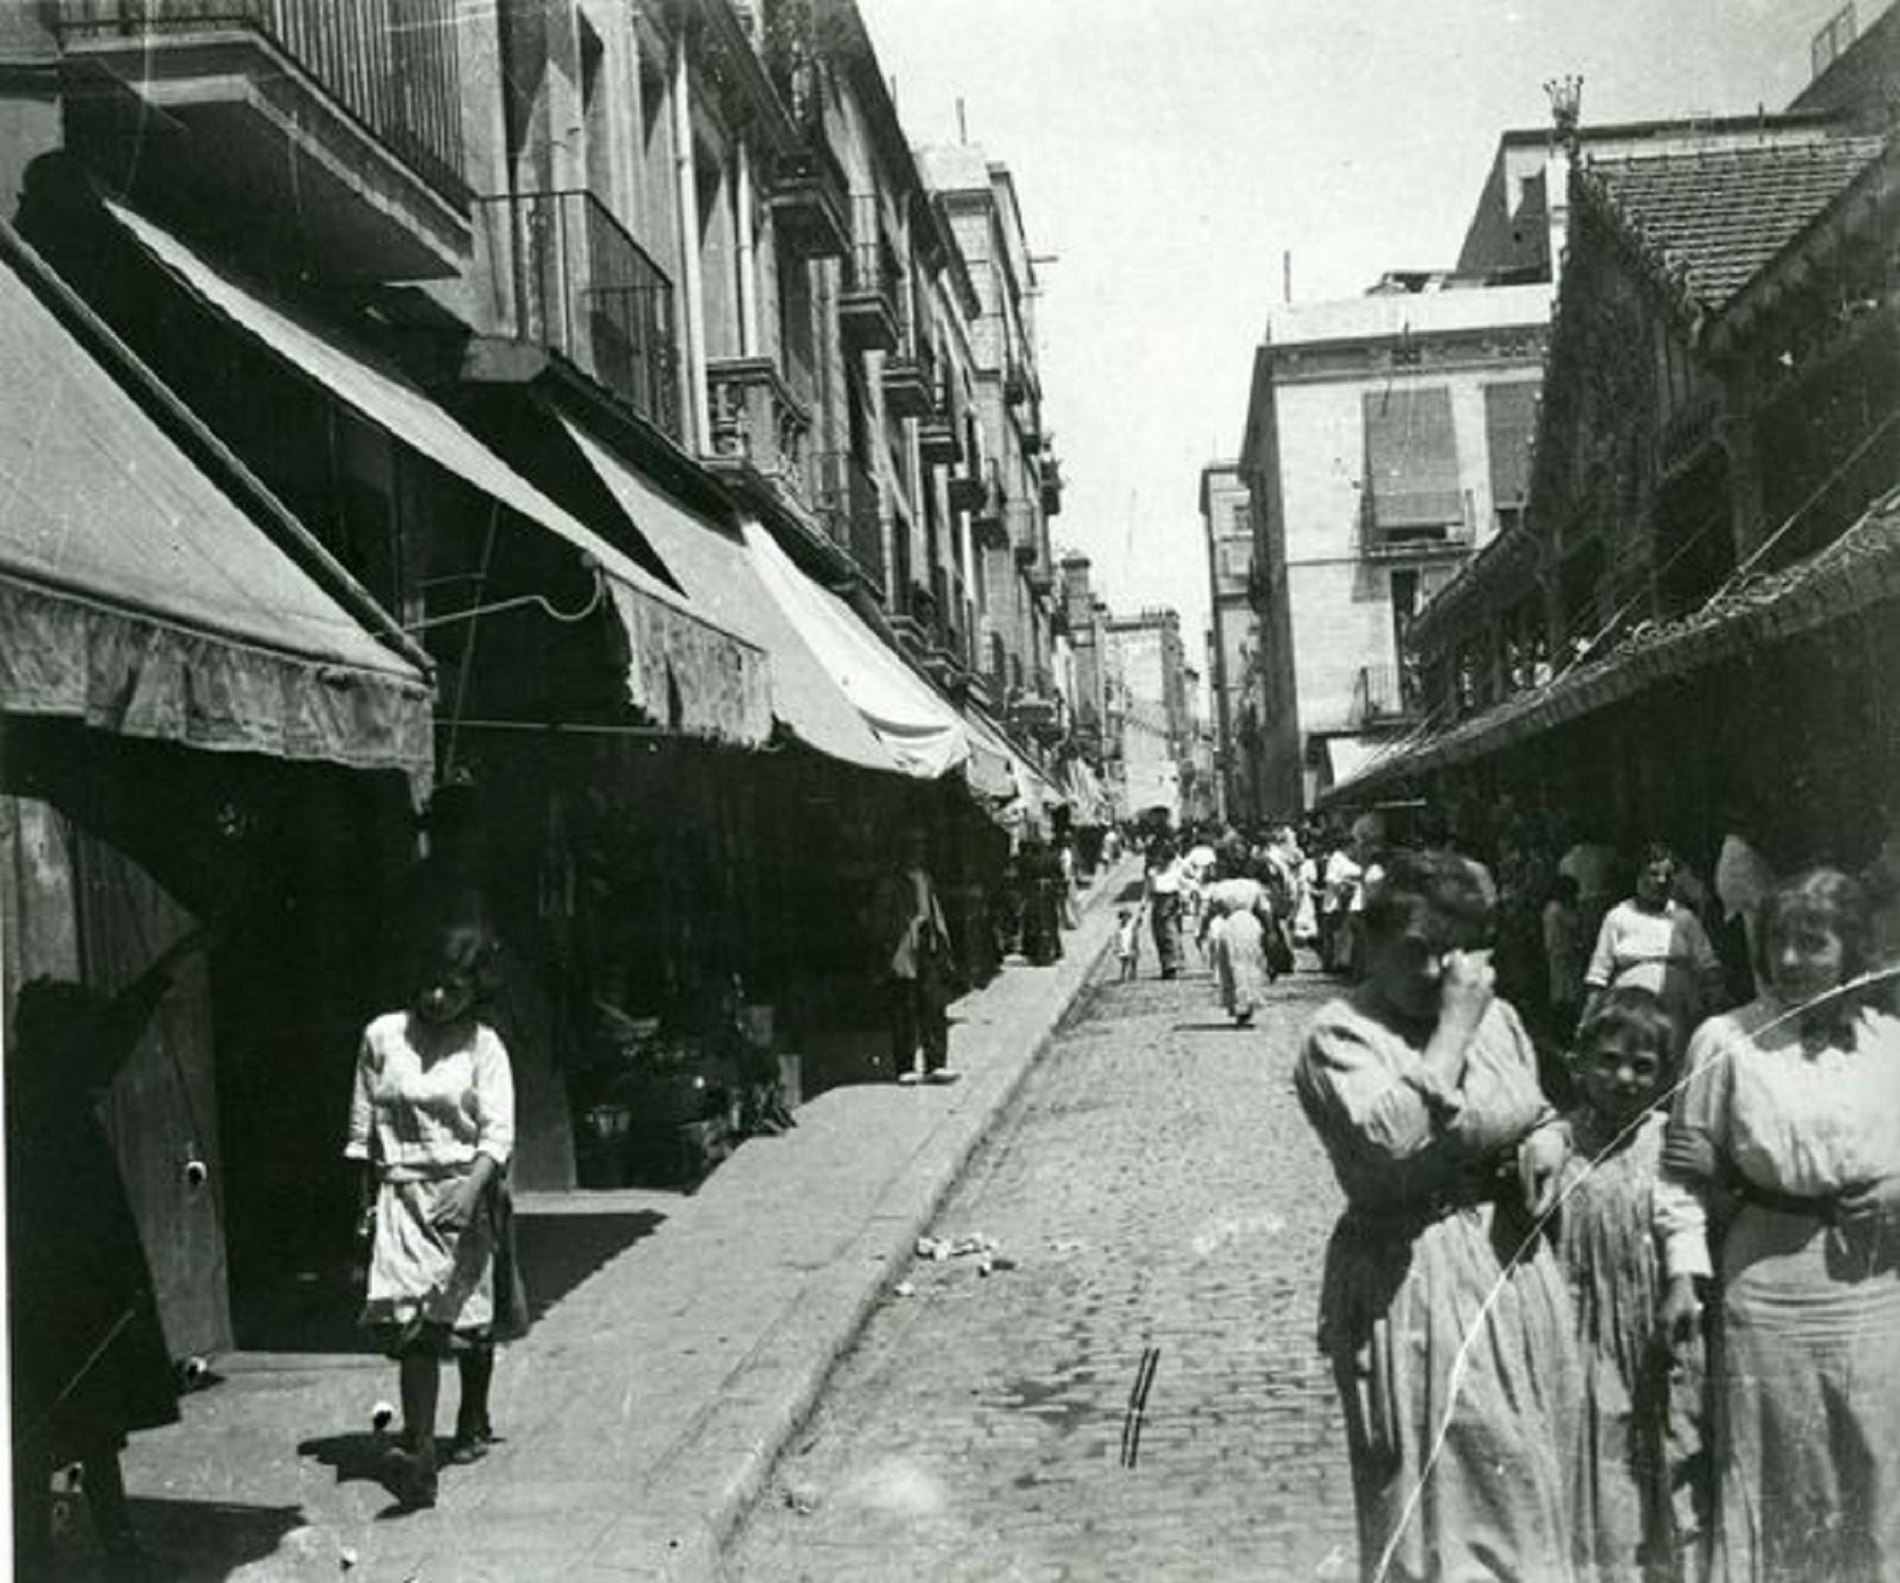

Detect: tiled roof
[1586,135,1889,312]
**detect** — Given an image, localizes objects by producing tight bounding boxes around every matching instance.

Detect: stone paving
[42,869,1135,1582]
[726,950,1357,1583]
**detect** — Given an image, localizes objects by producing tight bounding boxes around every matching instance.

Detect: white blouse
[345,1011,515,1180]
[1654,1000,1900,1279]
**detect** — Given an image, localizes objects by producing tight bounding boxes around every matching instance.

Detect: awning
[1330,486,1900,800]
[558,417,895,773]
[104,201,770,748]
[0,243,432,783]
[957,705,1027,804]
[1321,736,1387,790]
[742,522,968,779]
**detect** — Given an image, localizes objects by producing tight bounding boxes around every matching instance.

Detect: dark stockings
[456,1346,494,1439]
[397,1348,440,1466]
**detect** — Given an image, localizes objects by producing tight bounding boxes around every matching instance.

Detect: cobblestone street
[728,945,1357,1583]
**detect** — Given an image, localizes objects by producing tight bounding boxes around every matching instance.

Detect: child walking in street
[1115,906,1143,982]
[1556,986,1707,1582]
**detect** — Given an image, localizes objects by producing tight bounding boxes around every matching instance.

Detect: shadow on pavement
[30,1495,309,1583]
[516,1210,664,1323]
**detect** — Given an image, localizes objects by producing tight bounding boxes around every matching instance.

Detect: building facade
[1198,461,1263,821]
[1238,276,1550,812]
[1103,609,1192,824]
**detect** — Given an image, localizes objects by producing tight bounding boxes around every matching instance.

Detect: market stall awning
[957,704,1029,805]
[1330,487,1900,802]
[0,241,432,784]
[742,522,968,779]
[104,201,769,748]
[558,417,896,773]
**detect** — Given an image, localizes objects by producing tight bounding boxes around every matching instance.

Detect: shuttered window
[1363,387,1462,531]
[1484,381,1539,508]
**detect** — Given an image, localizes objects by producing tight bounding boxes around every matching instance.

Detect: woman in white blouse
[347,922,519,1509]
[1656,868,1900,1581]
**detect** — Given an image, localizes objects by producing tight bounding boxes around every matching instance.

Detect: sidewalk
[110,863,1137,1583]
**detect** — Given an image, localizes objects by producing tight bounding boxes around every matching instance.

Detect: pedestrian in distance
[347,921,527,1511]
[1294,849,1581,1583]
[1115,905,1144,982]
[1656,868,1900,1583]
[1198,865,1273,1026]
[1144,834,1188,979]
[1556,986,1707,1583]
[868,828,959,1083]
[8,928,212,1580]
[1583,842,1726,1049]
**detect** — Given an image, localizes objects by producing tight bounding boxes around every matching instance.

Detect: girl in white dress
[347,923,519,1509]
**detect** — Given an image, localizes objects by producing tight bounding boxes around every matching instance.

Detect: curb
[620,869,1130,1581]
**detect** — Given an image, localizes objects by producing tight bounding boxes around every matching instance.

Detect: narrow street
[728,939,1357,1583]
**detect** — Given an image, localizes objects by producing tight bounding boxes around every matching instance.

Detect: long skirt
[361,1168,526,1354]
[1213,911,1268,1022]
[1320,1202,1583,1583]
[1151,892,1183,976]
[1711,1203,1900,1583]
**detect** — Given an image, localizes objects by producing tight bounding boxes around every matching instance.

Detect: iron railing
[1348,663,1420,727]
[477,190,680,441]
[815,450,885,589]
[60,0,467,201]
[846,194,901,308]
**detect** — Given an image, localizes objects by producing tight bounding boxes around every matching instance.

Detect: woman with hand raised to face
[1295,849,1582,1583]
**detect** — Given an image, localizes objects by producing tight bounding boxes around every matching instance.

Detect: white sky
[857,0,1854,642]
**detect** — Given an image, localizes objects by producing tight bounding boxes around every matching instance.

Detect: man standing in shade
[869,829,958,1085]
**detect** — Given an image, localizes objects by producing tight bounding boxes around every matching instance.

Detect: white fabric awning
[742,523,968,780]
[560,418,897,773]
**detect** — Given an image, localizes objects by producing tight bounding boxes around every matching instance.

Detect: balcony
[705,356,813,513]
[1008,501,1041,566]
[1040,452,1063,516]
[478,190,680,442]
[971,460,1008,548]
[814,450,886,591]
[840,196,902,355]
[1347,663,1422,729]
[767,138,850,262]
[882,322,935,421]
[58,0,469,281]
[918,382,960,465]
[947,453,984,510]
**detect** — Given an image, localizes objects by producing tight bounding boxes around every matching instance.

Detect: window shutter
[1484,382,1539,508]
[1363,387,1461,530]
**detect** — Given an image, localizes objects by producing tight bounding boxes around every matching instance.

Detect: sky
[856,0,1855,645]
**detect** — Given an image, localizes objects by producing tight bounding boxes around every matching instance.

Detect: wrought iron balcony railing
[477,190,680,441]
[1348,663,1421,728]
[814,449,886,590]
[60,0,467,203]
[839,194,901,354]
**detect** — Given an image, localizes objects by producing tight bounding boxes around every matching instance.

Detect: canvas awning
[957,704,1028,804]
[558,417,896,774]
[1329,486,1900,801]
[104,202,770,748]
[0,243,432,784]
[742,522,968,779]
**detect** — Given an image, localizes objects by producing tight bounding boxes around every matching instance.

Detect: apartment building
[1198,461,1264,821]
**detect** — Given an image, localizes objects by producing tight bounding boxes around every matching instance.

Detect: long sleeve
[1296,1013,1460,1165]
[1655,1017,1732,1280]
[1584,909,1618,989]
[344,1033,375,1163]
[472,1029,516,1168]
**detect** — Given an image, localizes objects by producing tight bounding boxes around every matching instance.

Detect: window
[1363,387,1462,537]
[1230,500,1250,538]
[1483,382,1538,510]
[1812,3,1857,78]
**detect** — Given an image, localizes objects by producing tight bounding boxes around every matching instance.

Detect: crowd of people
[1287,811,1900,1583]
